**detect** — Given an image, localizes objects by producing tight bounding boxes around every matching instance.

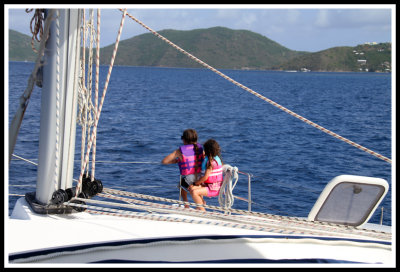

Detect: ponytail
[193,143,201,172]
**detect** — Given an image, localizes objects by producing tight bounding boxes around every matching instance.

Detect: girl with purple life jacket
[189,139,223,211]
[161,129,204,208]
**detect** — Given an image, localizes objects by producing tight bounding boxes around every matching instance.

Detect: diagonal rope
[121,9,391,164]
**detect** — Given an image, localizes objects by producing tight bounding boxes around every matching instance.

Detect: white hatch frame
[308,175,389,227]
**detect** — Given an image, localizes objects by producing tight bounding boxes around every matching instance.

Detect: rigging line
[121,9,391,164]
[69,194,391,240]
[8,9,55,164]
[54,9,61,192]
[76,8,127,196]
[11,154,38,166]
[95,160,160,164]
[11,154,159,165]
[102,187,327,226]
[92,8,101,182]
[99,192,293,228]
[81,205,391,241]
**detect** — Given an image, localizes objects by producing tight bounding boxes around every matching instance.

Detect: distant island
[9,28,391,73]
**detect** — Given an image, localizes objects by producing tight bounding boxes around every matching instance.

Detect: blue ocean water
[8,62,392,225]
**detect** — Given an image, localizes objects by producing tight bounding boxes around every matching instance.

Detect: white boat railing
[236,170,252,211]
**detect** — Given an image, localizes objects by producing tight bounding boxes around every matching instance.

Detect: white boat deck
[7,197,392,265]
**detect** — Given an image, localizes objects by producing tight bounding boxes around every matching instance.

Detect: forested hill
[99,27,304,70]
[9,29,39,62]
[9,28,391,72]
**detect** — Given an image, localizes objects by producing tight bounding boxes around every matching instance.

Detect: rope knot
[26,9,46,53]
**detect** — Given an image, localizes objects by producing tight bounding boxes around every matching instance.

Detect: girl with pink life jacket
[189,139,223,211]
[161,129,204,207]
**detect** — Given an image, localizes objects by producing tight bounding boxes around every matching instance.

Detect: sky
[6,4,394,52]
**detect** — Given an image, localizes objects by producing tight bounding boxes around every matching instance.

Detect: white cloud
[315,10,330,28]
[240,13,258,27]
[313,9,391,29]
[282,9,302,25]
[216,9,240,20]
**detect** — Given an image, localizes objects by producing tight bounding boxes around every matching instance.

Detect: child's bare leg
[191,187,208,211]
[181,190,190,208]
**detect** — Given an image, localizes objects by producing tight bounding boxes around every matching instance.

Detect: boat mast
[35,9,81,205]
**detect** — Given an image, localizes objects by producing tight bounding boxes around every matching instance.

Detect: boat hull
[8,197,392,265]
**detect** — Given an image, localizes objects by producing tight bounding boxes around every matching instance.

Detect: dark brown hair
[203,139,221,168]
[181,129,198,145]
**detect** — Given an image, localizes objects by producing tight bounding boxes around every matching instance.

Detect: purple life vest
[178,144,204,175]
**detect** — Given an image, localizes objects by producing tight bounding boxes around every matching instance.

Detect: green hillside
[277,43,391,72]
[9,29,39,62]
[100,27,305,70]
[9,28,391,72]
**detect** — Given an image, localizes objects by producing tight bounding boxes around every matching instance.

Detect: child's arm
[193,166,212,186]
[161,149,181,164]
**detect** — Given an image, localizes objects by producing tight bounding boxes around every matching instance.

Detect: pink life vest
[178,144,204,176]
[204,158,223,192]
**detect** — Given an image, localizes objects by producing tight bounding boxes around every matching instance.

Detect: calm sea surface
[8,62,392,225]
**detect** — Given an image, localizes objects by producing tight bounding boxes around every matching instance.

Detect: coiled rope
[218,165,239,211]
[121,9,391,164]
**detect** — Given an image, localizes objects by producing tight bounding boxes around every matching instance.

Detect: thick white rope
[219,165,239,211]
